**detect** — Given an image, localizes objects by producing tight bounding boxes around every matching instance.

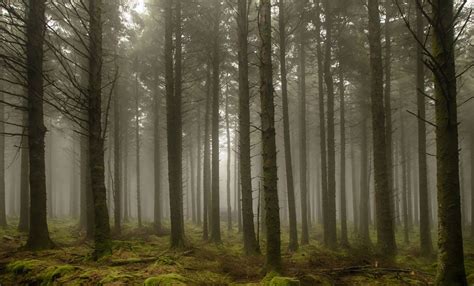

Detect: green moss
[99,271,135,284]
[189,270,230,284]
[144,273,188,285]
[299,275,332,286]
[467,273,474,284]
[269,277,300,286]
[7,259,44,274]
[41,265,76,285]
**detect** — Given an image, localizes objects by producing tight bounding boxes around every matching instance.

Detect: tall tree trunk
[0,95,5,228]
[210,1,222,243]
[196,106,202,226]
[113,74,121,234]
[350,130,358,233]
[259,0,281,272]
[70,135,79,219]
[18,122,30,232]
[471,132,474,239]
[384,0,395,234]
[415,2,432,257]
[25,0,53,250]
[359,107,370,244]
[153,67,162,233]
[278,0,298,252]
[165,0,185,248]
[367,0,396,256]
[135,70,142,228]
[237,0,259,254]
[315,0,329,246]
[47,132,53,218]
[432,0,466,283]
[339,65,348,246]
[323,0,337,249]
[298,0,309,246]
[88,0,111,259]
[400,105,409,244]
[225,91,232,231]
[203,64,211,240]
[123,129,129,222]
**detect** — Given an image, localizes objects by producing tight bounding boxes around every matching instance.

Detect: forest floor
[0,219,473,285]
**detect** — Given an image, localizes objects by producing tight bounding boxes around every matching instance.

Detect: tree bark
[225,90,232,231]
[153,67,162,233]
[25,0,54,250]
[18,121,29,232]
[134,69,142,228]
[88,0,111,259]
[165,0,185,248]
[196,106,202,226]
[237,0,259,255]
[113,70,121,234]
[432,0,467,283]
[367,0,396,256]
[259,0,281,272]
[359,106,370,245]
[338,65,348,246]
[400,105,409,244]
[278,0,298,252]
[210,1,222,244]
[203,63,211,240]
[415,2,432,257]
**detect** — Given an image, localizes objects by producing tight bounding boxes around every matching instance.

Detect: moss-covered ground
[0,219,473,285]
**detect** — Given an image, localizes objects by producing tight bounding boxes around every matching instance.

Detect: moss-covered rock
[299,274,332,286]
[41,264,76,285]
[99,271,135,284]
[6,259,45,274]
[144,273,188,285]
[269,277,300,286]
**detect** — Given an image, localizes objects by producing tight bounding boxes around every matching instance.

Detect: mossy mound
[7,259,45,274]
[41,264,76,285]
[144,273,189,285]
[269,276,300,286]
[99,270,135,284]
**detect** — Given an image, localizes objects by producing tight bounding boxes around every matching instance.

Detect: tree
[367,0,396,257]
[323,0,337,248]
[134,65,142,228]
[259,0,281,272]
[278,0,298,252]
[431,0,467,283]
[237,0,259,255]
[24,0,54,250]
[165,0,186,248]
[0,93,5,228]
[210,1,222,244]
[153,65,162,233]
[87,0,111,259]
[225,89,232,231]
[18,128,29,232]
[415,1,432,257]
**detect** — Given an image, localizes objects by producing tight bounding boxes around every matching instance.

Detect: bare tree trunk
[237,0,259,254]
[225,90,232,231]
[88,0,111,259]
[415,2,432,257]
[113,73,121,234]
[367,0,396,256]
[135,69,142,228]
[165,0,185,247]
[123,129,129,222]
[350,130,358,233]
[259,0,281,272]
[203,64,211,240]
[25,0,53,250]
[210,1,222,243]
[359,108,370,245]
[0,94,5,228]
[471,132,474,239]
[315,0,329,246]
[339,65,348,246]
[196,106,202,226]
[18,121,30,232]
[278,0,298,252]
[432,0,466,283]
[153,67,162,233]
[400,104,409,244]
[323,0,337,249]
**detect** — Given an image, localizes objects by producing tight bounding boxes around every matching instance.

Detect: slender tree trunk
[414,2,432,257]
[407,139,413,228]
[400,105,409,244]
[210,1,222,243]
[471,132,474,238]
[153,68,162,233]
[203,64,211,240]
[225,91,232,231]
[298,0,309,246]
[367,0,396,256]
[315,0,329,246]
[350,130,358,233]
[135,70,142,228]
[339,66,348,246]
[0,95,5,228]
[47,133,53,219]
[359,108,370,245]
[25,0,53,250]
[323,0,337,249]
[196,106,202,226]
[70,135,79,219]
[165,0,185,247]
[237,0,259,254]
[259,0,281,272]
[88,0,111,259]
[432,0,466,283]
[18,122,30,232]
[236,149,242,232]
[113,76,121,234]
[278,0,298,252]
[123,129,129,222]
